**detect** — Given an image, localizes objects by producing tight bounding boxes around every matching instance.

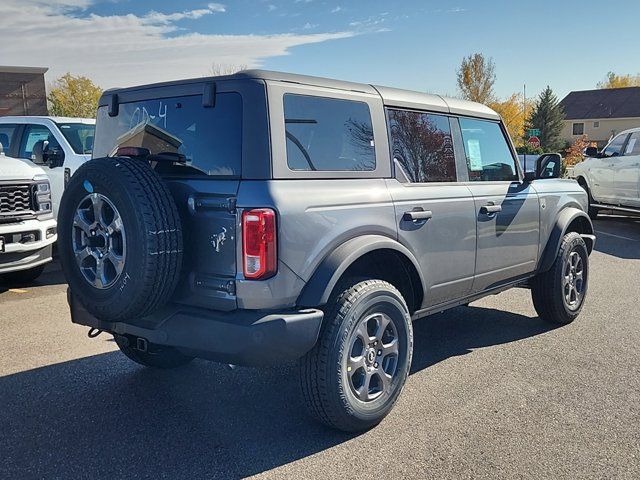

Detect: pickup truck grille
[0,184,34,215]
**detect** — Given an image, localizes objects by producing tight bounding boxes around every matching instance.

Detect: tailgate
[165,178,239,311]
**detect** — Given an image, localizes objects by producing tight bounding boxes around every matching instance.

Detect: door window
[0,124,18,154]
[284,94,375,171]
[602,133,629,158]
[623,132,640,156]
[459,118,518,182]
[387,109,456,182]
[19,125,60,164]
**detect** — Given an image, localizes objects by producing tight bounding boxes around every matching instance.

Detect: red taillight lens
[242,208,277,279]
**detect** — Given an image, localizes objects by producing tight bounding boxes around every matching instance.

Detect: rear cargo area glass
[93,93,242,176]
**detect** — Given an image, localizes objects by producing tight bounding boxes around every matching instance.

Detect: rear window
[93,93,242,176]
[284,94,375,171]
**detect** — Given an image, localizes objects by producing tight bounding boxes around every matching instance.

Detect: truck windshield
[57,123,96,155]
[93,93,242,176]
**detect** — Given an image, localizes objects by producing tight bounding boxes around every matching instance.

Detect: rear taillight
[242,208,277,279]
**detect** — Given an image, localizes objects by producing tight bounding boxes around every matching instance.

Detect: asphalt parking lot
[1,215,639,479]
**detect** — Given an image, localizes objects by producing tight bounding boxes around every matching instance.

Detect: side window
[602,133,628,158]
[623,133,640,156]
[20,125,60,164]
[387,109,456,182]
[284,94,375,171]
[0,124,19,154]
[459,118,518,182]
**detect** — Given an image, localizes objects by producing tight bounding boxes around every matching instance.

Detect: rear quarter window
[284,94,375,172]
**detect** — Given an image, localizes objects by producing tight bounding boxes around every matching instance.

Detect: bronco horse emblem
[210,227,227,253]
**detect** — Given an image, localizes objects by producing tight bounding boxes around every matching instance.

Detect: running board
[592,204,640,215]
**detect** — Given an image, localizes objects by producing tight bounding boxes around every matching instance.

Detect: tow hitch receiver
[136,337,148,353]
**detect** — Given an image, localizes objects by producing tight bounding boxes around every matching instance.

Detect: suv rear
[59,70,594,432]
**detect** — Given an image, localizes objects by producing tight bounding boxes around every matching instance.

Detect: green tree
[48,73,102,118]
[597,71,640,88]
[524,86,565,152]
[456,53,496,104]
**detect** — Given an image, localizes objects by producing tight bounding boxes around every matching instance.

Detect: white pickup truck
[573,126,640,218]
[0,154,57,283]
[0,116,95,216]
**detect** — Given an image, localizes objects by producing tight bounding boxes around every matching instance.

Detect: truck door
[455,117,541,292]
[613,131,640,207]
[594,133,630,203]
[386,109,476,308]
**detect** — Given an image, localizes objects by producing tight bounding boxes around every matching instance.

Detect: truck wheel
[300,279,413,432]
[579,181,599,219]
[531,232,589,324]
[58,157,182,322]
[114,335,194,369]
[0,265,45,285]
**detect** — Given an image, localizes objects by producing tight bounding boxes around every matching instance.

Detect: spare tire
[58,156,183,322]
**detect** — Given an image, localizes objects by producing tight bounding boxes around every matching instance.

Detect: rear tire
[300,279,413,432]
[531,232,589,324]
[0,265,46,285]
[114,335,194,369]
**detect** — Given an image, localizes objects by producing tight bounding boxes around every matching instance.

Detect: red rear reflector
[242,208,277,279]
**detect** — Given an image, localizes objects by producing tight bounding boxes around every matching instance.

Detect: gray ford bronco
[58,70,595,432]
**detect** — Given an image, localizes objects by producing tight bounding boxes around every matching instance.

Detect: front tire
[531,232,589,324]
[300,279,413,432]
[114,335,194,369]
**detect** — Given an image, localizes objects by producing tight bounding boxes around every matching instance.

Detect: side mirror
[585,146,599,158]
[43,144,65,168]
[535,153,562,179]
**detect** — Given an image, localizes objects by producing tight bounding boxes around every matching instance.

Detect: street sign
[527,128,540,137]
[527,135,541,148]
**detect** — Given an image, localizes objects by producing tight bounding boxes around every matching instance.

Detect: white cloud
[330,6,342,13]
[0,0,354,88]
[144,4,226,25]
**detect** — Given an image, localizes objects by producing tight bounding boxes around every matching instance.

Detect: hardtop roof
[100,69,500,120]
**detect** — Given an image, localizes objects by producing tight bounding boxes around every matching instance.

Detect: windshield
[57,123,96,155]
[93,93,242,176]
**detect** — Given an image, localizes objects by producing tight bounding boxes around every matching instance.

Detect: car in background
[573,126,640,218]
[0,154,56,284]
[0,116,95,216]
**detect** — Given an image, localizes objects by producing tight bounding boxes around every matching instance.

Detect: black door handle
[403,210,433,221]
[480,204,502,215]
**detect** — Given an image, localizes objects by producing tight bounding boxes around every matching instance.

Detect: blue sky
[1,0,639,101]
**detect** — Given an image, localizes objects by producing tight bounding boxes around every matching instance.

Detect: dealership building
[0,66,48,116]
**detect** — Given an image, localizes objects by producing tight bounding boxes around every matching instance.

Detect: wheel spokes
[347,312,400,402]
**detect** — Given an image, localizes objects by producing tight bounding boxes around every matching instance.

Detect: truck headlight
[34,181,52,212]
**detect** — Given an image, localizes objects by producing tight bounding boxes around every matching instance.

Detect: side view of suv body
[58,70,595,431]
[573,126,640,218]
[0,154,56,283]
[0,116,96,216]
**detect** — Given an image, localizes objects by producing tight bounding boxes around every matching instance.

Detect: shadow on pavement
[592,215,640,260]
[0,262,66,294]
[0,306,555,479]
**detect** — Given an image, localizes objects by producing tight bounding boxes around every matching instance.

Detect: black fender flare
[297,235,426,307]
[538,207,595,273]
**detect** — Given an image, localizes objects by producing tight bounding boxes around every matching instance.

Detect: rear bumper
[68,291,324,366]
